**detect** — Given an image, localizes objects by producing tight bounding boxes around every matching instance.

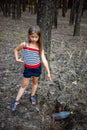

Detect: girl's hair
[28,25,43,55]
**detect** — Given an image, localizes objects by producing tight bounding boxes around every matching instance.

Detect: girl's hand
[47,73,51,81]
[16,58,24,63]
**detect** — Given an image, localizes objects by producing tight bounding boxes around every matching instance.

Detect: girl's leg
[30,77,39,105]
[11,77,30,111]
[31,76,39,96]
[16,77,30,101]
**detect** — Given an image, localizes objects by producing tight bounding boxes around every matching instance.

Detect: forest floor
[0,9,87,130]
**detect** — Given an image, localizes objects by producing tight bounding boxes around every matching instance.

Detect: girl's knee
[22,78,29,88]
[33,82,38,86]
[33,77,39,85]
[22,82,29,88]
[33,80,38,86]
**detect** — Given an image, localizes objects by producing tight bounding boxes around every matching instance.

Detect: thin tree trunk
[68,0,72,8]
[54,0,60,28]
[16,0,21,19]
[62,0,67,17]
[73,0,84,36]
[69,0,76,25]
[4,0,8,17]
[12,0,16,19]
[28,0,31,13]
[34,0,37,14]
[22,0,26,12]
[8,0,11,16]
[81,0,86,16]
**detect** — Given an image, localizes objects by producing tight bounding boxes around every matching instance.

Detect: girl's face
[29,33,39,43]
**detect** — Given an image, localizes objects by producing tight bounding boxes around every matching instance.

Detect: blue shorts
[23,66,42,78]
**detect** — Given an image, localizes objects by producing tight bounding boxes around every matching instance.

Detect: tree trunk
[81,0,86,16]
[16,0,21,19]
[62,0,67,17]
[69,0,76,25]
[12,0,16,19]
[68,0,72,8]
[7,0,11,16]
[34,0,37,14]
[54,0,60,28]
[28,0,36,14]
[4,0,8,17]
[51,0,59,28]
[73,0,84,36]
[37,0,52,80]
[22,0,27,12]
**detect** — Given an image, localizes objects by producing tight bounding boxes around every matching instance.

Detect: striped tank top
[23,46,41,68]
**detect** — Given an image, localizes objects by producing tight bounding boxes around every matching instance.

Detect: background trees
[0,0,86,36]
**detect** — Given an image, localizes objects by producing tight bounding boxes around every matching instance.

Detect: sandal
[30,96,37,105]
[11,100,19,111]
[7,100,19,111]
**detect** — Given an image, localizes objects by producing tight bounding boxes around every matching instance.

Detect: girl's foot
[9,100,19,111]
[30,96,37,105]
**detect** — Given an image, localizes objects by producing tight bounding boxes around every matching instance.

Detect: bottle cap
[70,111,74,115]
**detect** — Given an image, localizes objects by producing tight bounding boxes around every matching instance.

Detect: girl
[11,25,51,111]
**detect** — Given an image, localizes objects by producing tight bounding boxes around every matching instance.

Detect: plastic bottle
[52,111,74,119]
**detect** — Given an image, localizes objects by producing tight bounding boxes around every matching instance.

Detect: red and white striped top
[23,46,41,68]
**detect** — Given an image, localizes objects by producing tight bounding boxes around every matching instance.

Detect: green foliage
[0,32,4,37]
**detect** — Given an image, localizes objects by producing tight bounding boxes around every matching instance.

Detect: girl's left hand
[47,73,52,81]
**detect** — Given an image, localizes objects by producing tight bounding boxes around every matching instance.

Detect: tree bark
[12,0,16,19]
[22,0,27,12]
[52,0,60,28]
[54,0,60,28]
[37,0,52,80]
[73,0,84,36]
[62,0,68,17]
[69,0,76,25]
[16,0,21,19]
